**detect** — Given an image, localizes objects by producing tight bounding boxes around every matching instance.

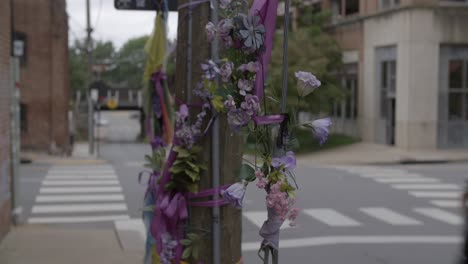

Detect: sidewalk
[297,142,468,165]
[0,225,143,264]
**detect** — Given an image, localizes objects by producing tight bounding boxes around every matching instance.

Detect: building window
[380,0,400,9]
[13,32,27,67]
[332,0,359,19]
[333,63,358,120]
[447,60,468,120]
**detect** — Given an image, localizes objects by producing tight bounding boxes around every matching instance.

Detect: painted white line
[359,173,422,178]
[303,209,361,227]
[36,194,125,203]
[28,215,130,224]
[45,175,117,180]
[392,184,461,190]
[47,171,115,175]
[241,236,461,251]
[42,180,120,186]
[414,208,463,225]
[374,178,440,183]
[409,191,461,199]
[243,211,292,230]
[360,208,421,225]
[32,203,128,213]
[40,186,122,194]
[430,200,461,208]
[114,219,146,240]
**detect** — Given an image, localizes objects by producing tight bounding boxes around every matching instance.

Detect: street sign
[114,0,177,11]
[107,98,118,110]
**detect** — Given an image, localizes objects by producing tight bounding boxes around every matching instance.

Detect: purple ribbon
[259,207,284,250]
[250,0,279,100]
[253,114,285,125]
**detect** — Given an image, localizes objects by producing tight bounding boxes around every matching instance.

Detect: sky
[67,0,178,48]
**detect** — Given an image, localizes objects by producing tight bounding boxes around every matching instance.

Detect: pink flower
[288,207,300,227]
[237,79,252,96]
[238,61,260,73]
[255,170,267,189]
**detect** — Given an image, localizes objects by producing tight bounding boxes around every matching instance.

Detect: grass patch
[245,129,359,155]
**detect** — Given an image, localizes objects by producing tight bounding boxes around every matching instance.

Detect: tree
[112,35,149,90]
[268,8,343,114]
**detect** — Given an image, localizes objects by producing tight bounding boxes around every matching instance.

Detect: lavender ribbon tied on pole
[250,0,279,101]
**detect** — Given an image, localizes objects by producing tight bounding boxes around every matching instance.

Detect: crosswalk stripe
[42,180,120,186]
[302,209,361,227]
[409,191,461,199]
[374,178,440,183]
[40,186,122,194]
[32,203,128,213]
[36,194,125,203]
[359,173,422,178]
[414,208,462,225]
[243,211,293,229]
[28,215,130,224]
[45,175,117,180]
[360,208,421,225]
[47,171,115,175]
[430,200,460,208]
[392,184,461,190]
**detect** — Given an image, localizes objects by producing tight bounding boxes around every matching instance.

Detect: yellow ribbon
[144,13,166,81]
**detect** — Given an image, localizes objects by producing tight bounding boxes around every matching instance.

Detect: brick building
[14,0,70,152]
[309,0,468,149]
[0,0,12,242]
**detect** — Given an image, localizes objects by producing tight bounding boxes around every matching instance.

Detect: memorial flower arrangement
[143,0,332,263]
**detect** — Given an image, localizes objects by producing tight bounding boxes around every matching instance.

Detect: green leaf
[176,148,191,158]
[185,169,199,182]
[180,239,192,246]
[169,165,185,174]
[182,247,192,259]
[187,183,198,193]
[237,164,256,182]
[187,233,198,241]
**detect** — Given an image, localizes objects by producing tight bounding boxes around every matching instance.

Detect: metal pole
[86,0,94,155]
[186,0,193,103]
[96,104,100,158]
[281,0,291,113]
[210,0,221,263]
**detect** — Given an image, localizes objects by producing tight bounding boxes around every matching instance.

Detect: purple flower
[239,15,265,50]
[219,61,234,82]
[237,79,253,96]
[295,71,321,97]
[221,182,246,209]
[307,117,332,145]
[160,233,178,264]
[217,19,234,38]
[205,22,216,42]
[201,60,219,80]
[175,126,196,149]
[271,151,296,170]
[179,104,189,119]
[227,109,250,131]
[219,0,231,9]
[240,94,259,116]
[221,35,233,47]
[150,136,165,150]
[238,61,260,73]
[224,95,236,111]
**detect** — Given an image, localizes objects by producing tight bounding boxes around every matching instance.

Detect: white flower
[295,71,321,97]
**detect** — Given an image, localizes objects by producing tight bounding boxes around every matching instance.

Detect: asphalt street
[16,111,468,263]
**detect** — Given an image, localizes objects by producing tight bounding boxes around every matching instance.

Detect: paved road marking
[42,180,120,186]
[414,208,462,225]
[360,208,421,225]
[392,184,461,190]
[302,209,361,227]
[243,211,292,229]
[45,175,117,180]
[47,171,115,175]
[359,173,422,178]
[430,200,460,208]
[32,203,128,213]
[374,178,439,183]
[241,236,462,251]
[28,215,130,224]
[36,194,125,203]
[409,191,461,198]
[40,186,123,194]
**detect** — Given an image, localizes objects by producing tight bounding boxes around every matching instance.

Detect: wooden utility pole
[174,1,243,263]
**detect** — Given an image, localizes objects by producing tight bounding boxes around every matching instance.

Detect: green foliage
[237,163,256,182]
[181,233,202,260]
[268,9,343,114]
[167,146,207,193]
[144,147,167,171]
[112,36,149,90]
